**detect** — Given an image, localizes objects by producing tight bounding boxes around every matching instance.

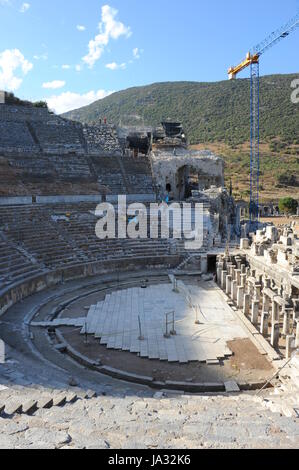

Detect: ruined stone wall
[150,148,224,199]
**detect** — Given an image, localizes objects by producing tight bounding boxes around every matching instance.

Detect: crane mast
[228,13,299,228]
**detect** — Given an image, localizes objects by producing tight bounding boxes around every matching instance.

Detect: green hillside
[63,74,299,146]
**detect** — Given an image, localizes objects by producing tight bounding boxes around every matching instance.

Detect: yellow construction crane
[228,13,299,227]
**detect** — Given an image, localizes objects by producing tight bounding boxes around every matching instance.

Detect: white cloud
[105,61,126,70]
[46,89,113,114]
[77,25,86,31]
[83,4,131,68]
[75,64,82,72]
[0,48,33,91]
[133,48,140,59]
[42,80,66,90]
[62,64,71,69]
[33,53,48,61]
[20,2,30,13]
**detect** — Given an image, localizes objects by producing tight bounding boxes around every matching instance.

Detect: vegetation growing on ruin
[3,92,48,109]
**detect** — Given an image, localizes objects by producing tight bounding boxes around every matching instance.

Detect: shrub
[278,197,298,215]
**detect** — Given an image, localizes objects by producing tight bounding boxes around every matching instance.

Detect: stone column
[255,285,262,302]
[251,300,260,326]
[272,301,279,323]
[286,335,295,359]
[243,294,250,316]
[232,280,238,302]
[240,238,249,250]
[295,321,299,349]
[262,294,270,313]
[240,274,247,288]
[241,264,246,275]
[226,275,232,297]
[227,264,233,277]
[282,310,290,337]
[221,270,227,291]
[235,258,242,270]
[237,287,244,310]
[260,312,269,337]
[264,278,271,289]
[216,263,222,286]
[271,322,280,349]
[235,269,241,287]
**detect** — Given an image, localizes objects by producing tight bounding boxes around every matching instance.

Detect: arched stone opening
[166,183,172,193]
[175,166,200,199]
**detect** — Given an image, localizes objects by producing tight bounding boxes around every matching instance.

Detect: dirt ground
[61,328,274,386]
[227,339,273,372]
[260,217,299,234]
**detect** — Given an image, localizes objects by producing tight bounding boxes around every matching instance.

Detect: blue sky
[0,0,298,113]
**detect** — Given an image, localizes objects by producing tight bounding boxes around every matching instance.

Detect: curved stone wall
[0,255,181,317]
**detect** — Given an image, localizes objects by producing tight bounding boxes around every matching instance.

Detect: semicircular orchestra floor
[23,271,274,390]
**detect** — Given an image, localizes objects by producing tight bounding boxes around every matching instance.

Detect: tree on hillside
[278,197,298,215]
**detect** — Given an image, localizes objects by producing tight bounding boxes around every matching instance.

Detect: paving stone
[79,283,248,364]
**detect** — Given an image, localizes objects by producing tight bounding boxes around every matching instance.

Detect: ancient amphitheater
[0,96,298,449]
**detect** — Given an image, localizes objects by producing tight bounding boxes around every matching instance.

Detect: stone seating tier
[0,121,39,154]
[0,203,211,289]
[6,154,93,181]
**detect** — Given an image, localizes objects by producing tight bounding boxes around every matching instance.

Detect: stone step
[37,397,54,410]
[52,394,67,407]
[22,400,38,415]
[3,400,23,416]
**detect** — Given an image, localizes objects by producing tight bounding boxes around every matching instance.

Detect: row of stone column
[217,256,299,358]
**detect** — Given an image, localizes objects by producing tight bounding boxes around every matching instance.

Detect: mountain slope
[63,74,299,145]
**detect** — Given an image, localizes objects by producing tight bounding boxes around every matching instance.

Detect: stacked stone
[82,124,122,156]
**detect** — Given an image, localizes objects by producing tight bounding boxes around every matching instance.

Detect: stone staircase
[0,385,97,417]
[0,384,298,448]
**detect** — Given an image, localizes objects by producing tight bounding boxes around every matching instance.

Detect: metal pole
[84,322,89,344]
[138,315,144,341]
[195,306,200,325]
[170,311,176,336]
[164,313,170,338]
[256,349,299,396]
